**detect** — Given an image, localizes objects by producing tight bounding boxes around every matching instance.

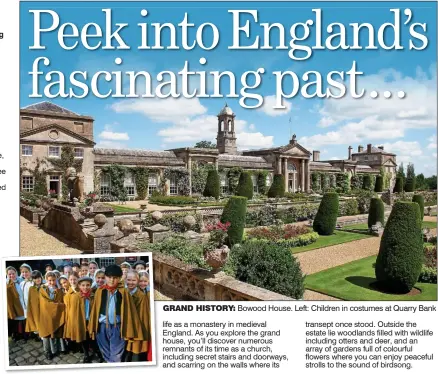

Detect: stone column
[283,158,288,192]
[215,157,219,170]
[306,159,311,192]
[187,155,192,196]
[301,159,305,192]
[277,157,282,174]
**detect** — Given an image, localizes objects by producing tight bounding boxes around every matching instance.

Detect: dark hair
[56,265,64,272]
[45,264,53,269]
[72,263,80,268]
[31,270,42,280]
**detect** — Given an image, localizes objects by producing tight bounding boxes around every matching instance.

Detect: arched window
[287,163,297,171]
[228,120,232,131]
[221,120,224,131]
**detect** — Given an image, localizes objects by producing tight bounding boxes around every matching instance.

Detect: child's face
[122,267,129,276]
[21,268,31,280]
[45,266,53,272]
[64,266,72,275]
[139,277,149,290]
[126,274,138,290]
[79,281,92,293]
[79,269,87,277]
[7,270,17,281]
[60,278,69,290]
[88,263,97,275]
[46,276,57,288]
[95,274,105,286]
[34,277,42,286]
[69,276,78,287]
[72,266,79,272]
[81,266,88,274]
[106,275,120,288]
[135,265,145,271]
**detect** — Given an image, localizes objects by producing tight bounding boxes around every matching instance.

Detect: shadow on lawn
[345,276,422,296]
[345,276,376,291]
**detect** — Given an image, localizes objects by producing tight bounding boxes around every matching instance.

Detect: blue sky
[20,1,437,175]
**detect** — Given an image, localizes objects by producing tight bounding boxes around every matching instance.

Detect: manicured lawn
[344,220,436,231]
[291,230,370,254]
[105,204,141,214]
[305,255,437,301]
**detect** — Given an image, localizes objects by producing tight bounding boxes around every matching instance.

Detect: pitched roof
[353,146,395,156]
[20,123,95,145]
[93,148,185,166]
[22,101,79,115]
[218,154,271,169]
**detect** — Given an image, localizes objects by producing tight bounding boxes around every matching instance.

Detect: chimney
[348,146,353,160]
[367,144,372,153]
[358,145,364,153]
[313,150,320,162]
[378,146,384,150]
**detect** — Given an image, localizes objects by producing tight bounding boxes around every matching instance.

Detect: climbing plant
[21,158,48,196]
[102,164,127,201]
[310,172,321,192]
[48,145,83,200]
[132,167,149,199]
[335,172,350,193]
[191,162,214,194]
[218,166,242,195]
[256,170,269,195]
[162,167,190,196]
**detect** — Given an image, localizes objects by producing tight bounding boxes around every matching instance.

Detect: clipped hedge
[148,195,196,206]
[393,177,403,193]
[203,169,220,199]
[374,176,383,192]
[368,198,385,228]
[412,194,425,221]
[245,232,319,250]
[362,175,372,190]
[375,202,423,293]
[405,177,416,192]
[221,196,247,245]
[236,172,253,200]
[230,240,305,299]
[313,192,339,235]
[268,174,285,198]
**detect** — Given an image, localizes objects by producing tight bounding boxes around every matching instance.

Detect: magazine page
[0,0,437,373]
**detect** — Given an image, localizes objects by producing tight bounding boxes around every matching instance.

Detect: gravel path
[304,290,339,301]
[295,236,381,276]
[20,216,82,256]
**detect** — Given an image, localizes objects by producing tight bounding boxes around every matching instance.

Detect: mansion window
[148,174,158,196]
[124,172,136,197]
[74,148,84,158]
[100,173,111,196]
[251,174,258,193]
[364,156,368,161]
[169,176,178,195]
[220,173,228,194]
[22,176,34,192]
[22,145,33,156]
[48,146,60,158]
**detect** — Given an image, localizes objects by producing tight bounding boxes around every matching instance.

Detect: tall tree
[405,163,416,192]
[397,162,405,179]
[194,140,216,149]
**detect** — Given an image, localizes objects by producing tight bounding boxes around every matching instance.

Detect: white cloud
[300,66,437,149]
[427,134,437,149]
[258,95,292,116]
[98,131,130,141]
[238,132,274,149]
[382,141,423,158]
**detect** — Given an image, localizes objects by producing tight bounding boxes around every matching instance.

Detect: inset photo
[3,253,155,369]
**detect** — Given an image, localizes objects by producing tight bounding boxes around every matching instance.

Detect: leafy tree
[194,140,216,149]
[405,163,416,192]
[425,175,437,190]
[415,173,427,190]
[397,163,405,179]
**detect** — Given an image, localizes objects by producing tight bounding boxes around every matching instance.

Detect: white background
[0,0,437,373]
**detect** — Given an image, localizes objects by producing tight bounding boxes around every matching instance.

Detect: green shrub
[245,205,278,227]
[368,198,385,228]
[267,174,285,198]
[203,169,220,199]
[313,192,339,235]
[393,177,403,193]
[374,176,383,192]
[235,172,253,200]
[418,266,437,284]
[338,199,359,216]
[245,232,319,250]
[362,175,372,190]
[375,202,423,293]
[412,194,424,221]
[405,177,416,192]
[221,196,247,245]
[230,240,305,299]
[148,195,196,205]
[353,189,376,214]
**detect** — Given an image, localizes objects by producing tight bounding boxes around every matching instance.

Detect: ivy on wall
[48,145,83,200]
[162,167,191,196]
[335,172,350,193]
[191,162,214,194]
[255,170,269,194]
[310,172,322,192]
[102,164,127,200]
[132,167,149,199]
[21,158,49,196]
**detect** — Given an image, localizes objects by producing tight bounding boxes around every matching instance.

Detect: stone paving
[8,338,101,367]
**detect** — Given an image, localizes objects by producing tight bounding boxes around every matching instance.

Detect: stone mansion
[19,101,397,198]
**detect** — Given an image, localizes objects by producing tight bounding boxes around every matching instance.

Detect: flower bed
[419,245,437,283]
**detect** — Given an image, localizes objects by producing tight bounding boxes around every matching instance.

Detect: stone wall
[151,252,293,301]
[20,205,44,224]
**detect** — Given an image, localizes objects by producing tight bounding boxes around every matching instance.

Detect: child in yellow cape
[124,270,151,362]
[39,271,67,360]
[25,270,43,342]
[64,271,80,353]
[6,266,25,341]
[65,276,104,363]
[87,264,144,363]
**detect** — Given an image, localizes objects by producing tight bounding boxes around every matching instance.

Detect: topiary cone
[313,192,339,235]
[221,196,247,245]
[375,202,423,293]
[236,172,253,200]
[412,194,424,222]
[203,169,220,199]
[368,197,385,228]
[267,174,285,198]
[393,177,403,193]
[374,176,383,192]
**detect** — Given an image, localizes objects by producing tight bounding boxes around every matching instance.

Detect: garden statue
[65,167,84,203]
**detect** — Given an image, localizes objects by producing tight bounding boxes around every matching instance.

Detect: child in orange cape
[6,266,25,341]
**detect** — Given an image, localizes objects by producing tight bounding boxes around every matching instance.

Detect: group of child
[6,260,152,364]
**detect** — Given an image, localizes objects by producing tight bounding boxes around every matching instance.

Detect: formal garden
[20,158,437,301]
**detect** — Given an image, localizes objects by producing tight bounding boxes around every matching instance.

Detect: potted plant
[203,221,231,272]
